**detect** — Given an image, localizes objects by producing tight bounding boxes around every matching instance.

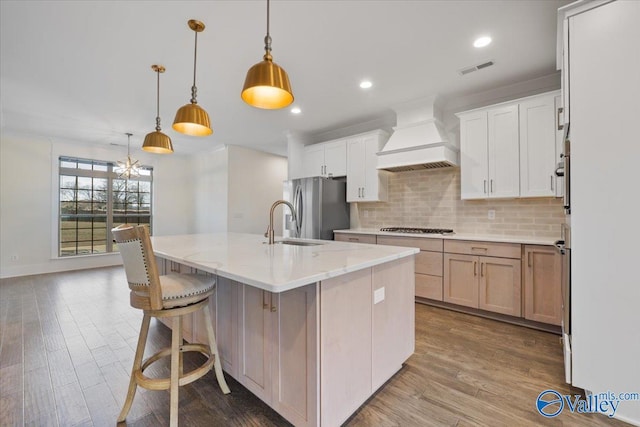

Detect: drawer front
[415,274,443,301]
[415,251,443,276]
[377,236,443,252]
[335,233,377,244]
[444,240,521,259]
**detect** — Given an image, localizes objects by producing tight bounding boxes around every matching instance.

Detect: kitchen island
[150,233,418,427]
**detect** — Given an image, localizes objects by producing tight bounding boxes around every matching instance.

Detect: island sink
[276,240,324,246]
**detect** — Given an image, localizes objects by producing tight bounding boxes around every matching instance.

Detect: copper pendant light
[173,20,213,136]
[241,0,294,109]
[143,65,174,153]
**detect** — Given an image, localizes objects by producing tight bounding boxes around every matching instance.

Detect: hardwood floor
[0,267,630,426]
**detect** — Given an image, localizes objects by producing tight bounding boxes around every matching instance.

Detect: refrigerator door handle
[294,184,303,237]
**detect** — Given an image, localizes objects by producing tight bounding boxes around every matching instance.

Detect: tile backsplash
[353,168,564,238]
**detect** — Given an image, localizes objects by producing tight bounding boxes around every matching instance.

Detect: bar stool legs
[203,302,231,394]
[117,300,230,426]
[118,314,151,423]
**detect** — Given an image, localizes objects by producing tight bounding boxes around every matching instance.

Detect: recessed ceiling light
[473,36,492,48]
[359,80,373,89]
[291,107,301,114]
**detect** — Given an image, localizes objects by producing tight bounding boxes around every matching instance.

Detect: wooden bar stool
[112,224,230,426]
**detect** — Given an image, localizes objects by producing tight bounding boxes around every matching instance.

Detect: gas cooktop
[380,227,454,234]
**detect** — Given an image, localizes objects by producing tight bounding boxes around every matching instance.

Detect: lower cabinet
[443,241,522,317]
[237,283,318,427]
[376,236,443,301]
[523,245,562,325]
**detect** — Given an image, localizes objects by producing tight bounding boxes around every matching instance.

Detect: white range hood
[377,97,459,172]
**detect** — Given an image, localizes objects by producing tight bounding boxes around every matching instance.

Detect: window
[58,156,153,257]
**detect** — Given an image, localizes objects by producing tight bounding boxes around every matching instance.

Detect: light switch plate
[374,287,385,304]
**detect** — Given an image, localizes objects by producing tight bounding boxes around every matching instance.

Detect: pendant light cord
[191,30,198,104]
[155,70,161,131]
[264,0,272,57]
[126,133,132,157]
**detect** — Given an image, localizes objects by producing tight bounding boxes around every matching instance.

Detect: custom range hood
[377,96,459,172]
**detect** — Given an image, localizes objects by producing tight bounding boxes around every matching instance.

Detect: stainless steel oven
[555,223,571,384]
[561,137,571,214]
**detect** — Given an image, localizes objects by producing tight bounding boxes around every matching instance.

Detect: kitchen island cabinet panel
[479,257,522,316]
[271,284,318,427]
[523,245,562,326]
[214,277,238,376]
[237,284,273,403]
[372,257,415,390]
[320,268,372,427]
[443,254,479,308]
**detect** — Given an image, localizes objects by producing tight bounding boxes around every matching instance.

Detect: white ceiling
[0,0,569,157]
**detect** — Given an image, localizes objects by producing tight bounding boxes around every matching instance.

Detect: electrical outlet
[9,255,19,261]
[488,210,496,220]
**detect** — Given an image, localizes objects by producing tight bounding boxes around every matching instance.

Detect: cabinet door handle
[270,293,277,312]
[262,290,269,310]
[551,175,554,191]
[557,107,564,130]
[481,262,484,277]
[348,237,359,242]
[473,261,477,276]
[362,187,365,198]
[490,179,494,193]
[484,180,487,194]
[471,246,488,251]
[528,252,533,268]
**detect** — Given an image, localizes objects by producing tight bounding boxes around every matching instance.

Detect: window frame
[56,155,153,258]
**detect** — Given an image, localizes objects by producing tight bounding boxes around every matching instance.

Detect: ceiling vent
[459,60,495,76]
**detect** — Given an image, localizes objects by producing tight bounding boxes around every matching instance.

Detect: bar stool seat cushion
[160,273,215,309]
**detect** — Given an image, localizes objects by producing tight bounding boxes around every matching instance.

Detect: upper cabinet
[457,91,561,200]
[302,139,347,178]
[346,130,389,202]
[519,93,557,197]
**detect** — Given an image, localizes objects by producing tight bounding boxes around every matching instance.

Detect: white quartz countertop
[150,233,418,293]
[334,229,559,246]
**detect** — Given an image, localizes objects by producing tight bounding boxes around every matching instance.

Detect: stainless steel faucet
[265,200,297,244]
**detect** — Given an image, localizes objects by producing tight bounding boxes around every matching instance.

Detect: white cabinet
[459,105,519,199]
[488,104,520,198]
[458,90,561,200]
[459,111,489,199]
[346,130,389,202]
[519,93,557,197]
[302,139,346,178]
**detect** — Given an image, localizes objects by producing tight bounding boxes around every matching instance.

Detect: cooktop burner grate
[380,227,454,234]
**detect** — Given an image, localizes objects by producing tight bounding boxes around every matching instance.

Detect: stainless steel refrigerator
[283,177,350,240]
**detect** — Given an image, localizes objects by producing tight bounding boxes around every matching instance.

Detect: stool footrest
[134,343,216,391]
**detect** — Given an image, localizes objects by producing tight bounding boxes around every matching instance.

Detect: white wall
[227,145,288,235]
[191,146,229,233]
[0,130,192,278]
